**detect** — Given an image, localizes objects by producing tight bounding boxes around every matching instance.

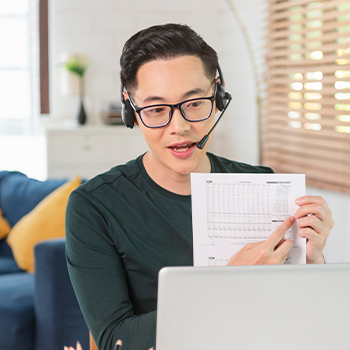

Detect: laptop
[156,264,350,350]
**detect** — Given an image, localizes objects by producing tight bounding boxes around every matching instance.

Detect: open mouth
[168,142,197,152]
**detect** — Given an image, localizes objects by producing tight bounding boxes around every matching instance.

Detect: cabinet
[46,125,148,179]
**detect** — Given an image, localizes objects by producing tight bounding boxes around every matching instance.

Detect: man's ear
[122,91,129,102]
[216,76,225,89]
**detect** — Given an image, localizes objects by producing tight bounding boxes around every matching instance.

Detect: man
[66,23,333,350]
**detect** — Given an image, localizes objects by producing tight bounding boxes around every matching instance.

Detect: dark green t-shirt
[65,153,272,350]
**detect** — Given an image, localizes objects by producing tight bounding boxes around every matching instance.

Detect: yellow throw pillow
[7,176,81,272]
[0,209,11,240]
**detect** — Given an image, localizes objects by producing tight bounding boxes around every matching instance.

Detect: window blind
[262,0,350,193]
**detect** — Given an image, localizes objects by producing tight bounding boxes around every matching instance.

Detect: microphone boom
[196,93,232,150]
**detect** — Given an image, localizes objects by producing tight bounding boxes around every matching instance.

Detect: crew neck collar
[136,153,215,201]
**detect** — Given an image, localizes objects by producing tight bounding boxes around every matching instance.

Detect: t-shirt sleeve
[65,189,156,350]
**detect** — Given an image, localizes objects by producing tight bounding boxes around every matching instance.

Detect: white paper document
[191,173,306,266]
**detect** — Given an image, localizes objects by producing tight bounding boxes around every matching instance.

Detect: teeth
[172,143,193,152]
[173,146,190,152]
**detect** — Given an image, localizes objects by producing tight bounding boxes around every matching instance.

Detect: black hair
[120,23,218,92]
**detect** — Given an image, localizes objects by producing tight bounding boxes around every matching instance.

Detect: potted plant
[63,56,88,125]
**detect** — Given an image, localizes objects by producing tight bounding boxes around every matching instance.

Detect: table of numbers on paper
[191,173,306,266]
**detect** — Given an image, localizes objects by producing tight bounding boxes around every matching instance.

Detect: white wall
[214,0,266,166]
[47,0,349,263]
[49,0,220,125]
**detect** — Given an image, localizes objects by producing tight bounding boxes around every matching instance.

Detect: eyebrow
[142,87,208,105]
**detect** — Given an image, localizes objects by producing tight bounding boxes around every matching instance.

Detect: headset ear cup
[215,82,226,111]
[121,99,135,128]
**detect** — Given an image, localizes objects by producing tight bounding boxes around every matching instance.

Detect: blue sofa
[0,171,89,350]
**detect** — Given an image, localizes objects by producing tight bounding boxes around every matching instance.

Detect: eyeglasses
[127,86,216,128]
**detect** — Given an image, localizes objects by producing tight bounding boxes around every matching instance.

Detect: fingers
[295,195,333,263]
[294,196,334,230]
[297,214,324,235]
[280,251,290,264]
[294,203,330,223]
[295,196,333,236]
[295,195,322,206]
[266,216,295,247]
[275,238,293,257]
[274,237,285,251]
[299,227,326,248]
[227,217,295,266]
[299,226,326,263]
[265,217,294,264]
[297,215,330,243]
[64,341,83,350]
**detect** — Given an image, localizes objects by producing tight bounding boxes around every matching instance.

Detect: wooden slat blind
[262,0,350,193]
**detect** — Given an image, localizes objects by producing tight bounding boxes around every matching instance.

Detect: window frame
[39,0,49,114]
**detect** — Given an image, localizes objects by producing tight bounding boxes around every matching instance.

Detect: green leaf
[63,56,87,77]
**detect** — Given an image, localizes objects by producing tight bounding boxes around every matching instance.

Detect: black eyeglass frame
[127,85,217,129]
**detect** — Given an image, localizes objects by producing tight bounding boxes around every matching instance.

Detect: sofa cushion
[0,273,35,350]
[7,176,82,272]
[0,256,22,275]
[0,208,11,239]
[0,171,67,227]
[0,238,14,258]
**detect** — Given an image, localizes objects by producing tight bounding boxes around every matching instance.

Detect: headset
[120,63,231,149]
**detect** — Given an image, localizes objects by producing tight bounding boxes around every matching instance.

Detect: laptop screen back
[156,264,350,350]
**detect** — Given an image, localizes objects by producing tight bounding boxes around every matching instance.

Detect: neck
[143,152,211,196]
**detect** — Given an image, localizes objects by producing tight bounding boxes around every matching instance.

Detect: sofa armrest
[34,238,89,350]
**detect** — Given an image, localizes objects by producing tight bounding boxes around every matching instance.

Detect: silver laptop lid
[156,264,350,350]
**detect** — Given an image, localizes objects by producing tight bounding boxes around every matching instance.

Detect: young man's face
[129,55,217,180]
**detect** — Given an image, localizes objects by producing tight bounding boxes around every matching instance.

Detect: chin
[171,160,202,176]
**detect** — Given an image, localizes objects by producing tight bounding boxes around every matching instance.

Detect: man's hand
[294,196,333,264]
[64,340,83,350]
[227,216,295,266]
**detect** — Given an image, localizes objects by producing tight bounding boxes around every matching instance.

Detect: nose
[168,107,191,134]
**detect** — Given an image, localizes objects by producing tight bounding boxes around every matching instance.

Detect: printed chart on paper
[191,173,306,266]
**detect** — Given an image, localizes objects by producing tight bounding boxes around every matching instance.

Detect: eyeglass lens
[140,98,213,127]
